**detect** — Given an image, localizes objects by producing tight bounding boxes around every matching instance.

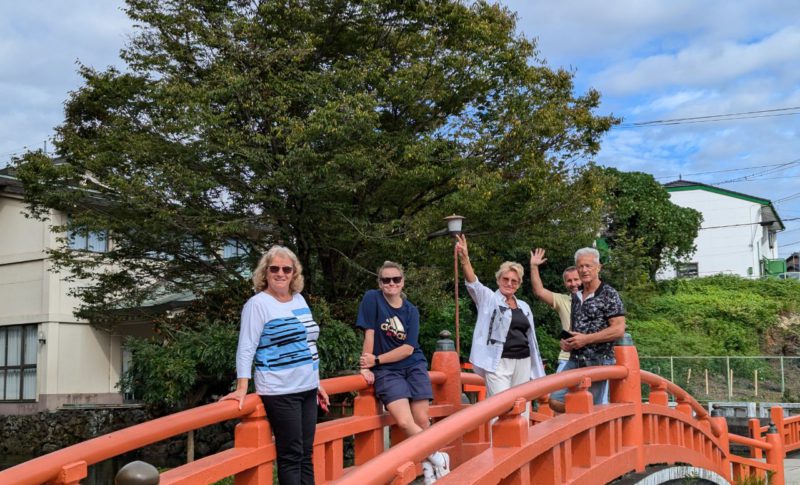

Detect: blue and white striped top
[236,291,320,395]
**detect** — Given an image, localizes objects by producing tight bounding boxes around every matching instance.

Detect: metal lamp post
[443,214,465,355]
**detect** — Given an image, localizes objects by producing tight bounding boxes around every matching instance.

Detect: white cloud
[0,1,131,160]
[632,90,710,114]
[597,26,800,95]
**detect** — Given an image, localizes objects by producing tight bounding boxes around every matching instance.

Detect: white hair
[574,247,600,264]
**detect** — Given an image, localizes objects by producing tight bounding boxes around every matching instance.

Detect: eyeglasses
[380,276,403,284]
[268,265,294,275]
[500,276,520,286]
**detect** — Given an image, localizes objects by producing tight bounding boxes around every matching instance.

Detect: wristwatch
[374,356,381,367]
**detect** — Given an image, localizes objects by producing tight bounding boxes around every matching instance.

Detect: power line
[775,194,800,205]
[621,106,800,128]
[775,191,800,203]
[655,160,800,180]
[699,217,800,230]
[714,160,800,185]
[727,175,800,182]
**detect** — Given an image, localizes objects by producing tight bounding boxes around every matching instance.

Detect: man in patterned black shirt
[560,247,626,405]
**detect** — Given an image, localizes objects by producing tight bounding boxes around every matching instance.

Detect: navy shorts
[374,361,433,405]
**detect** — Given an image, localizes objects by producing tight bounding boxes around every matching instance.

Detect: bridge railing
[769,405,800,454]
[642,370,785,484]
[333,364,630,484]
[0,344,468,485]
[337,338,787,485]
[729,429,784,483]
[0,334,790,485]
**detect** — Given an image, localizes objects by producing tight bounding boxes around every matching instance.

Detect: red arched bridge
[0,335,795,484]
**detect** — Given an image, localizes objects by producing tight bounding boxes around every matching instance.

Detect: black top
[502,308,531,359]
[569,281,625,362]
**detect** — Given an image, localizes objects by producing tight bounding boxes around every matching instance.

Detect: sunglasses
[380,276,403,284]
[268,265,294,274]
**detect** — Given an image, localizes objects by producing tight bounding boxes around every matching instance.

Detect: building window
[0,325,38,401]
[222,240,246,259]
[676,262,699,278]
[68,217,109,252]
[69,229,108,252]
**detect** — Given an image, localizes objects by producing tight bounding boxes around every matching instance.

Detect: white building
[659,180,784,279]
[0,169,150,414]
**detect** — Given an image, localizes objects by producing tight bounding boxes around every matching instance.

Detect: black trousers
[261,388,318,485]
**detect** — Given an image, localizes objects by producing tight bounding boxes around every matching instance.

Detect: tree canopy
[599,168,702,283]
[15,0,619,407]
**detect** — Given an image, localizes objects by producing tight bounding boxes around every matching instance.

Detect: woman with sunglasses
[357,261,449,484]
[221,245,329,485]
[455,234,545,401]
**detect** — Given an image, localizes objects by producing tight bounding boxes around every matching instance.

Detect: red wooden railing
[0,335,790,484]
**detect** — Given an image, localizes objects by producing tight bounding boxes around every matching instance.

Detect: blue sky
[2,1,800,258]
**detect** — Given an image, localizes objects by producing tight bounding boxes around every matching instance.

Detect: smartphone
[317,394,329,414]
[560,330,573,340]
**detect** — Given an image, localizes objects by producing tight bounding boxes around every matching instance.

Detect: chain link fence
[640,356,800,403]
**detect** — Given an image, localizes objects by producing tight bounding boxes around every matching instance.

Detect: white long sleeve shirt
[236,292,320,395]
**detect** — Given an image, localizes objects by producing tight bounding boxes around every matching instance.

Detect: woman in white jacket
[455,234,545,397]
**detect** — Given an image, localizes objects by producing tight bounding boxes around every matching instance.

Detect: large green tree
[17,0,616,318]
[600,168,702,284]
[15,0,616,404]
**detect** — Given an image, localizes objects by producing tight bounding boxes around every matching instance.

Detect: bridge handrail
[460,372,483,387]
[0,393,265,485]
[331,365,628,484]
[728,431,785,483]
[786,414,800,424]
[729,433,774,451]
[0,368,471,485]
[640,369,721,437]
[0,374,376,485]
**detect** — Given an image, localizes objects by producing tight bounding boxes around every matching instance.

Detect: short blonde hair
[252,245,304,294]
[495,261,524,282]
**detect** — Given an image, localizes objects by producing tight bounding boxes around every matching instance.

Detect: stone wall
[0,407,236,468]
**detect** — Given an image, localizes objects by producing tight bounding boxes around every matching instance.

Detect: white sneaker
[422,460,436,484]
[427,451,450,479]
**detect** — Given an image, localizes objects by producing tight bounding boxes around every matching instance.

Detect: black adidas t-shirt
[356,289,427,370]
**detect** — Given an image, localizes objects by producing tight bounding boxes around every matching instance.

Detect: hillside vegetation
[626,275,800,357]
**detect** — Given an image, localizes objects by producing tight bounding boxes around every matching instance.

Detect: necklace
[265,288,292,303]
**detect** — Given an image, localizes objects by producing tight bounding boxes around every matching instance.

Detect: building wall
[659,189,768,278]
[0,194,124,414]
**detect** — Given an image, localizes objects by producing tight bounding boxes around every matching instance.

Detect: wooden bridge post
[770,406,786,450]
[748,418,763,459]
[709,408,732,482]
[430,331,462,408]
[353,386,384,465]
[611,334,645,473]
[491,398,531,485]
[564,377,594,414]
[766,423,786,485]
[234,399,273,485]
[430,330,464,465]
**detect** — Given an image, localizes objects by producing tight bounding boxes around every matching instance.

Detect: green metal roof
[664,180,785,230]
